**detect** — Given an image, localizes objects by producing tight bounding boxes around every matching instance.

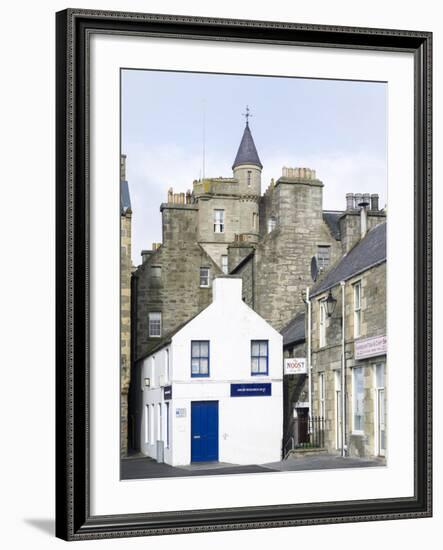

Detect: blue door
[191,401,219,462]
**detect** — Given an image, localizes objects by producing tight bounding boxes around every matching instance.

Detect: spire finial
[242,105,252,126]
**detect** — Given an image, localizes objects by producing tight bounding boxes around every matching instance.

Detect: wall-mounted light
[144,378,150,387]
[325,289,337,318]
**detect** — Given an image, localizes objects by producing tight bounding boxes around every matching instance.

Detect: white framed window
[157,403,162,441]
[148,312,161,337]
[317,245,331,270]
[150,404,154,443]
[268,216,276,233]
[319,299,327,347]
[221,255,228,274]
[353,281,362,338]
[199,267,210,287]
[374,363,386,456]
[145,404,150,444]
[319,372,326,418]
[151,265,161,279]
[165,402,170,448]
[352,367,365,433]
[214,209,224,233]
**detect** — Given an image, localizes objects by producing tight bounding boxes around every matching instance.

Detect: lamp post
[324,285,347,457]
[325,289,337,318]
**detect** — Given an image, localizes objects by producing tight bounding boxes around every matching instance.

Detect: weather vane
[242,105,252,125]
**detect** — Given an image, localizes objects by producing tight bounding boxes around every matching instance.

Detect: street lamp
[325,289,337,318]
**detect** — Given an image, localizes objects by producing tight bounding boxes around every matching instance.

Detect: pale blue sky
[121,69,387,265]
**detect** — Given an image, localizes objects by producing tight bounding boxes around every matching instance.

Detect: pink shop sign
[355,335,387,360]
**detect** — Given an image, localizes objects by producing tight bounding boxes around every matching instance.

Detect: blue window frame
[191,340,210,377]
[251,340,269,375]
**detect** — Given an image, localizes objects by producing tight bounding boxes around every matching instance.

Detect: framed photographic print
[55,9,432,541]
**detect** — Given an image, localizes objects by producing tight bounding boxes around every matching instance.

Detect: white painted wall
[139,278,283,465]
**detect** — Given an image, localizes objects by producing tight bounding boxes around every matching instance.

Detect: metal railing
[283,416,326,457]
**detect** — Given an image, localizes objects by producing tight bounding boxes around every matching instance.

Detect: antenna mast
[202,100,206,181]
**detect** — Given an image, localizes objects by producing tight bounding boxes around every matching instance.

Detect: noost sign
[284,358,307,375]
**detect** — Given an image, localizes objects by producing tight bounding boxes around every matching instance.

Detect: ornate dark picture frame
[55,9,432,541]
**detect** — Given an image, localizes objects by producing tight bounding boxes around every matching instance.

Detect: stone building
[231,167,344,330]
[120,154,132,456]
[309,214,387,459]
[279,194,386,451]
[127,113,387,456]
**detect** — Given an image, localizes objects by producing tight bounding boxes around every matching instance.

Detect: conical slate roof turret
[232,114,262,170]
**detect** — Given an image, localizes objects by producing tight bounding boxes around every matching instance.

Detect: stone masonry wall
[310,262,387,457]
[134,204,223,360]
[253,178,342,331]
[120,210,131,456]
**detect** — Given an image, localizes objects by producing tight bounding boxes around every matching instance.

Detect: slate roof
[323,211,343,240]
[310,222,386,297]
[232,123,263,170]
[281,312,306,347]
[120,180,131,214]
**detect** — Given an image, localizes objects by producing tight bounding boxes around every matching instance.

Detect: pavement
[121,453,385,480]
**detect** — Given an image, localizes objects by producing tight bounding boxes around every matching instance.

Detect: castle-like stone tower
[192,118,262,271]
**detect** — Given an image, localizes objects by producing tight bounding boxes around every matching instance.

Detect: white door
[375,364,386,457]
[335,371,342,450]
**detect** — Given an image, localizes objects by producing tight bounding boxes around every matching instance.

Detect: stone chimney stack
[346,193,355,210]
[371,193,379,211]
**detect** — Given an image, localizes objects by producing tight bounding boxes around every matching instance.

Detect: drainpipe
[306,287,312,424]
[340,280,347,457]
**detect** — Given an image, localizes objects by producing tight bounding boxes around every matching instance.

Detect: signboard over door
[284,358,307,375]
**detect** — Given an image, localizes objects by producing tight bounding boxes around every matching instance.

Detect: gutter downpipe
[306,286,312,428]
[340,280,347,457]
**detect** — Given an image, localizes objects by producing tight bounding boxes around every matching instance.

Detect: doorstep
[286,448,329,458]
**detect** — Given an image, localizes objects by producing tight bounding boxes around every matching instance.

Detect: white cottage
[137,277,283,466]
